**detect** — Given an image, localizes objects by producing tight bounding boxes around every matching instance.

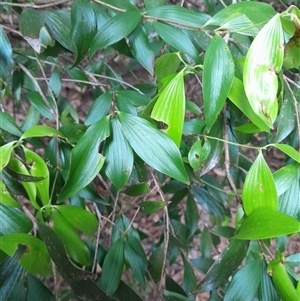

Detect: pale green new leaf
[118,112,189,184]
[151,71,185,146]
[203,34,234,130]
[235,208,300,239]
[242,151,278,216]
[58,116,110,202]
[89,11,142,57]
[244,14,284,128]
[0,141,16,173]
[21,125,63,140]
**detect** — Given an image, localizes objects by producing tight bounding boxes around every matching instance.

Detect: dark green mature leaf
[123,182,149,196]
[116,90,150,107]
[164,291,190,301]
[182,255,197,293]
[0,25,13,80]
[195,240,249,293]
[104,118,133,190]
[0,245,25,301]
[20,8,44,37]
[148,244,164,283]
[0,112,23,136]
[224,259,263,301]
[203,34,234,130]
[185,193,199,236]
[147,5,210,28]
[118,112,189,184]
[100,237,124,295]
[26,274,55,301]
[183,119,206,135]
[129,24,154,75]
[235,208,300,239]
[71,0,96,65]
[152,22,199,62]
[38,223,115,301]
[99,0,137,11]
[0,233,51,276]
[242,151,278,215]
[42,11,76,53]
[58,116,110,202]
[139,200,165,214]
[89,11,142,58]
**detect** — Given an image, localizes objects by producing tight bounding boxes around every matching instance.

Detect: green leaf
[152,22,199,62]
[183,119,206,135]
[0,112,23,136]
[21,125,64,140]
[235,208,300,239]
[52,209,90,266]
[274,163,298,196]
[203,33,234,130]
[228,77,270,132]
[100,237,124,295]
[0,25,13,80]
[71,0,96,65]
[42,10,76,53]
[182,255,197,293]
[195,240,249,293]
[148,244,164,283]
[49,69,61,97]
[118,112,189,184]
[0,141,16,173]
[0,233,51,276]
[0,203,31,235]
[38,223,115,301]
[164,290,190,301]
[271,143,300,163]
[139,200,165,214]
[124,236,147,286]
[56,205,98,236]
[58,116,110,202]
[242,151,278,215]
[0,181,20,207]
[147,5,210,28]
[123,182,149,196]
[224,259,263,301]
[244,14,284,128]
[104,117,133,190]
[151,71,185,146]
[89,11,142,58]
[129,24,154,75]
[116,90,150,107]
[26,274,55,301]
[188,138,211,169]
[185,193,199,236]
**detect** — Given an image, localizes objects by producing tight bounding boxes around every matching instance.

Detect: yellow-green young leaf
[234,208,300,239]
[0,181,20,207]
[8,158,38,209]
[0,233,51,276]
[242,151,278,215]
[21,125,63,140]
[52,209,90,266]
[244,14,284,128]
[0,141,16,173]
[188,138,211,169]
[151,71,185,146]
[203,33,235,130]
[55,205,98,236]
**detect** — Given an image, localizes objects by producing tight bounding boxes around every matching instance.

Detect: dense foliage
[0,0,300,300]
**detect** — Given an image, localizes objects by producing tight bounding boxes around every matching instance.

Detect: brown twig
[0,0,71,9]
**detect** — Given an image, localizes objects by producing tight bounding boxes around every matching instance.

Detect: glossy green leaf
[224,259,263,301]
[71,0,95,65]
[235,208,300,239]
[21,125,63,140]
[0,25,13,80]
[148,244,164,283]
[152,22,199,62]
[116,90,150,107]
[203,33,234,130]
[147,5,209,28]
[151,71,185,146]
[274,163,298,196]
[244,14,284,128]
[26,274,55,301]
[124,236,147,286]
[0,245,25,301]
[77,185,109,205]
[8,158,38,209]
[98,0,137,11]
[183,119,206,135]
[100,237,124,295]
[0,112,23,136]
[21,106,40,132]
[42,11,77,53]
[104,118,133,190]
[123,182,149,196]
[0,181,20,207]
[242,151,278,215]
[195,240,249,293]
[164,291,190,301]
[58,116,110,202]
[89,11,141,58]
[24,148,49,206]
[188,138,211,169]
[129,24,154,75]
[228,77,270,132]
[0,141,16,173]
[139,200,165,214]
[49,69,61,97]
[38,223,115,301]
[56,205,98,236]
[52,209,90,266]
[0,203,31,235]
[271,143,300,163]
[0,233,51,276]
[118,112,189,184]
[182,255,197,293]
[185,193,199,236]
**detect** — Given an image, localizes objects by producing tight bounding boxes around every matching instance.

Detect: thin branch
[35,77,106,87]
[0,0,71,9]
[22,206,38,236]
[284,75,300,89]
[124,207,140,235]
[1,24,23,36]
[92,0,125,12]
